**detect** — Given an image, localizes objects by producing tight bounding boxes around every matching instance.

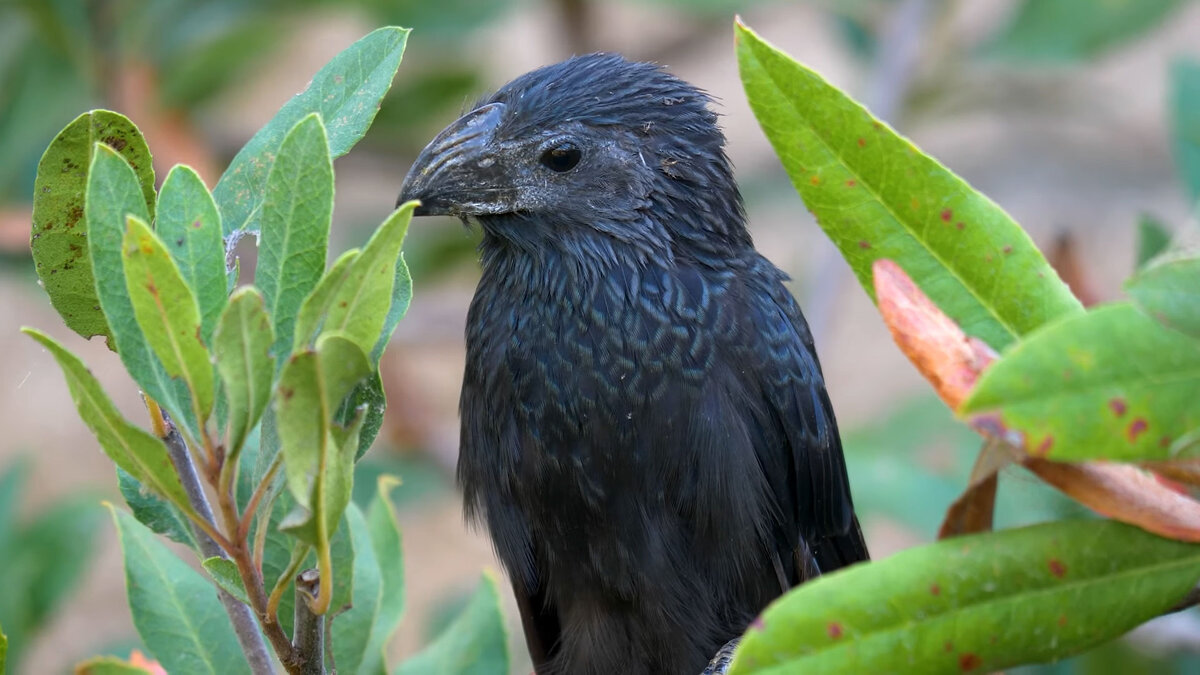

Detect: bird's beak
[396,102,510,216]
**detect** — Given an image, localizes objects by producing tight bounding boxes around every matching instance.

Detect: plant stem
[154,406,277,675]
[242,453,283,540]
[293,569,325,675]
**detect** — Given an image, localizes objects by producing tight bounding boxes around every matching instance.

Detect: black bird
[397,53,868,675]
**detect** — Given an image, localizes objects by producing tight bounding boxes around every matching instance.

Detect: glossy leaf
[108,506,244,675]
[394,573,509,675]
[255,113,332,363]
[294,248,361,352]
[321,202,415,356]
[213,27,409,237]
[735,21,1081,350]
[984,0,1181,62]
[1170,59,1200,204]
[86,145,187,423]
[331,504,383,675]
[118,467,197,549]
[22,329,194,514]
[361,476,405,675]
[729,520,1200,674]
[123,215,214,421]
[1126,256,1200,340]
[31,110,155,340]
[156,165,226,343]
[961,303,1200,461]
[201,557,250,606]
[341,365,387,460]
[213,287,275,459]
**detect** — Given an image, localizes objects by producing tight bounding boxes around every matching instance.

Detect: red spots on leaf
[1035,436,1054,457]
[1109,398,1127,416]
[857,137,866,147]
[944,641,954,653]
[146,282,157,295]
[1048,558,1067,578]
[846,179,857,187]
[985,254,994,262]
[955,222,965,230]
[1058,614,1068,627]
[1128,418,1149,442]
[809,175,821,185]
[959,653,982,671]
[941,208,953,222]
[910,197,920,210]
[1160,436,1172,449]
[930,583,941,596]
[827,622,843,639]
[989,635,997,644]
[280,386,294,401]
[858,240,871,250]
[1063,369,1073,381]
[192,219,202,229]
[1003,245,1013,255]
[873,121,882,130]
[338,301,348,307]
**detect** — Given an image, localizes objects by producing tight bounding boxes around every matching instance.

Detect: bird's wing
[736,266,869,579]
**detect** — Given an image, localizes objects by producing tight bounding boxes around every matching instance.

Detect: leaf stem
[268,542,313,620]
[242,453,283,540]
[151,403,276,674]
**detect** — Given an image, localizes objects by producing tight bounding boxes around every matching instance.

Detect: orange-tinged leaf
[1024,459,1200,543]
[873,259,998,410]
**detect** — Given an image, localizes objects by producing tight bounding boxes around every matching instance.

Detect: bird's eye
[539,142,581,172]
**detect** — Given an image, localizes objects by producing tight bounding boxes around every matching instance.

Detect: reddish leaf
[873,259,998,410]
[1024,459,1200,543]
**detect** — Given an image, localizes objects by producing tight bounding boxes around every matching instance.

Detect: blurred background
[2,0,1200,672]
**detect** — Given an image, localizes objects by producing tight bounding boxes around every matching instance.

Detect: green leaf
[73,656,154,675]
[213,27,409,237]
[0,625,6,675]
[1136,214,1172,269]
[373,250,413,363]
[1171,59,1200,205]
[201,557,250,606]
[1126,256,1200,340]
[156,165,227,343]
[360,476,405,675]
[735,21,1082,351]
[321,203,415,356]
[123,215,214,421]
[255,113,332,363]
[31,110,155,340]
[394,573,509,675]
[332,503,383,675]
[294,248,361,352]
[341,371,387,460]
[729,520,1200,674]
[983,0,1181,62]
[961,303,1200,460]
[214,286,275,459]
[278,334,372,516]
[117,467,197,549]
[108,505,245,675]
[86,145,190,430]
[22,328,195,513]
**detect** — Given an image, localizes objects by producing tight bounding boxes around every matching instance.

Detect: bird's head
[397,53,749,266]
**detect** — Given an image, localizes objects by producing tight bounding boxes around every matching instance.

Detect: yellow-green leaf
[122,215,214,421]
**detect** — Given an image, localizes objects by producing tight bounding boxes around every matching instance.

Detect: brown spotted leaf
[729,520,1200,674]
[962,303,1200,461]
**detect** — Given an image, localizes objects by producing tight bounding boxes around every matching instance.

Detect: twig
[153,405,277,675]
[294,569,325,675]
